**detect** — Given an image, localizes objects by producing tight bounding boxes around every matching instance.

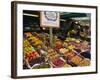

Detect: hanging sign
[40,11,60,28]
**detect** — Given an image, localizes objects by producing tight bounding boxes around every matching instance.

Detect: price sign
[40,11,60,28]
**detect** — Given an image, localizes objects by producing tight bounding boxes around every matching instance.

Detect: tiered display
[23,32,91,69]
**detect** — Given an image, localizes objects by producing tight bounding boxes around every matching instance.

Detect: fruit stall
[23,10,91,69]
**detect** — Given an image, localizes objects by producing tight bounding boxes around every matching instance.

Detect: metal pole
[49,27,53,48]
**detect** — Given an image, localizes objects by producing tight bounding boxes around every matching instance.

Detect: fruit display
[25,51,40,61]
[79,58,90,66]
[23,38,44,69]
[51,58,65,67]
[64,50,76,60]
[59,48,76,60]
[55,40,63,49]
[47,48,72,68]
[23,40,41,67]
[70,55,83,65]
[59,48,69,54]
[80,41,90,52]
[46,48,60,61]
[23,32,91,69]
[63,42,68,47]
[24,32,43,46]
[23,39,35,54]
[65,38,77,42]
[64,38,90,51]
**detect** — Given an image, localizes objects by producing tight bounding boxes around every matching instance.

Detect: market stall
[23,10,91,69]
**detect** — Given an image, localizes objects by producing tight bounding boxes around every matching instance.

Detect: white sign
[40,11,60,27]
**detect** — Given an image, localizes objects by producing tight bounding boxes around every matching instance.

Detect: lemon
[68,45,75,49]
